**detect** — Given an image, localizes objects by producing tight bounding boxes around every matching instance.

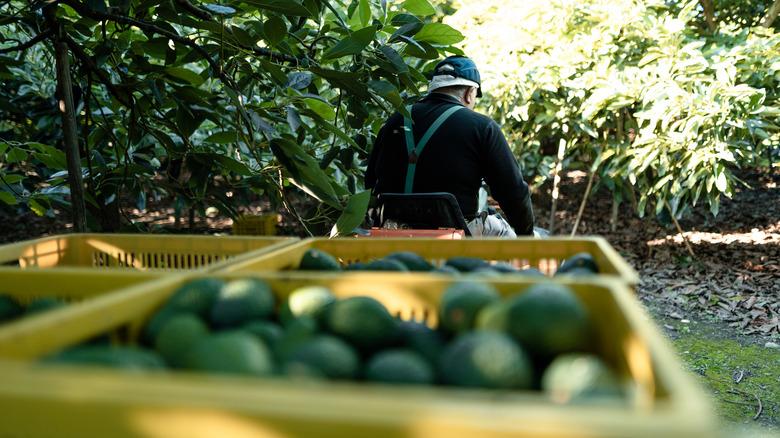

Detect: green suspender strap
[402,105,463,193]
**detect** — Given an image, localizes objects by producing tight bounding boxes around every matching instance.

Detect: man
[365,55,535,236]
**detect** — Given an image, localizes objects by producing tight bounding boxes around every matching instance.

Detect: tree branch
[171,0,298,63]
[0,29,54,54]
[63,36,132,108]
[760,0,780,28]
[61,0,240,91]
[698,0,717,32]
[570,170,595,237]
[64,0,299,75]
[172,0,214,22]
[44,4,89,232]
[254,46,297,63]
[704,373,763,421]
[665,200,696,258]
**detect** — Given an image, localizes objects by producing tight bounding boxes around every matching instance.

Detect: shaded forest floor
[1,166,778,435]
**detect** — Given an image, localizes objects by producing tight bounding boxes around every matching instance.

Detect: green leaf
[231,25,256,46]
[708,194,720,217]
[164,67,205,86]
[249,111,277,134]
[6,148,28,163]
[367,79,404,108]
[32,152,66,170]
[580,123,598,138]
[204,131,238,143]
[321,0,348,25]
[270,138,341,208]
[0,174,24,184]
[0,56,24,67]
[754,105,780,117]
[29,143,68,168]
[390,13,422,26]
[358,0,371,28]
[322,25,377,59]
[330,190,371,237]
[398,72,423,97]
[402,0,434,15]
[243,0,311,16]
[264,16,287,46]
[715,169,728,192]
[638,51,664,67]
[212,155,252,175]
[259,58,288,86]
[287,106,302,131]
[315,117,363,151]
[83,0,107,13]
[141,38,171,60]
[192,20,225,35]
[303,0,320,15]
[156,3,182,23]
[285,71,312,90]
[28,198,48,216]
[678,0,699,22]
[401,38,438,59]
[309,67,372,100]
[176,108,204,138]
[0,190,17,206]
[414,23,464,45]
[304,98,337,120]
[388,22,424,43]
[203,4,236,14]
[378,45,408,73]
[270,139,302,182]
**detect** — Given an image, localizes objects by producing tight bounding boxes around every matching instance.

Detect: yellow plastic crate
[0,268,165,351]
[232,214,279,236]
[0,233,298,271]
[0,273,714,438]
[221,236,640,287]
[0,268,166,302]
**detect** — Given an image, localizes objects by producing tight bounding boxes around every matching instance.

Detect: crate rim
[0,233,300,271]
[222,235,641,286]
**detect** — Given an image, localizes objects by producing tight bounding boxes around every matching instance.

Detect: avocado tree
[446,0,780,229]
[693,0,780,31]
[0,0,466,235]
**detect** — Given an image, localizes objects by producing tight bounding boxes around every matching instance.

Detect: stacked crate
[0,234,721,438]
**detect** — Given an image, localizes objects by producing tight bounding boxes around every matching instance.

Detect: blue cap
[429,56,482,98]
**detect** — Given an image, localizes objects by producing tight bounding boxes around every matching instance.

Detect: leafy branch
[63,36,131,107]
[0,29,53,54]
[60,0,240,91]
[170,0,298,63]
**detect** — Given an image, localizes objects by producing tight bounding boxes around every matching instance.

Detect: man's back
[365,92,535,235]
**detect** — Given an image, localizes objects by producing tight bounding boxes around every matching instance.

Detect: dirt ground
[535,166,780,435]
[1,166,778,433]
[536,167,780,346]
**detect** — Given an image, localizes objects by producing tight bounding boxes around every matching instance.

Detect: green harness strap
[402,105,463,193]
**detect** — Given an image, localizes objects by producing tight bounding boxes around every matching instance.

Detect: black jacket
[365,92,535,235]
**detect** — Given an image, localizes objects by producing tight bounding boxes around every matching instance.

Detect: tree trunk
[548,138,566,233]
[761,0,780,27]
[46,5,88,233]
[698,0,717,32]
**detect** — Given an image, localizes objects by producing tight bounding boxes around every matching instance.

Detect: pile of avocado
[298,248,600,277]
[0,295,69,324]
[41,275,623,404]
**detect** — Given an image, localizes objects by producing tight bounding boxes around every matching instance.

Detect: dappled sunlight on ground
[647,228,780,247]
